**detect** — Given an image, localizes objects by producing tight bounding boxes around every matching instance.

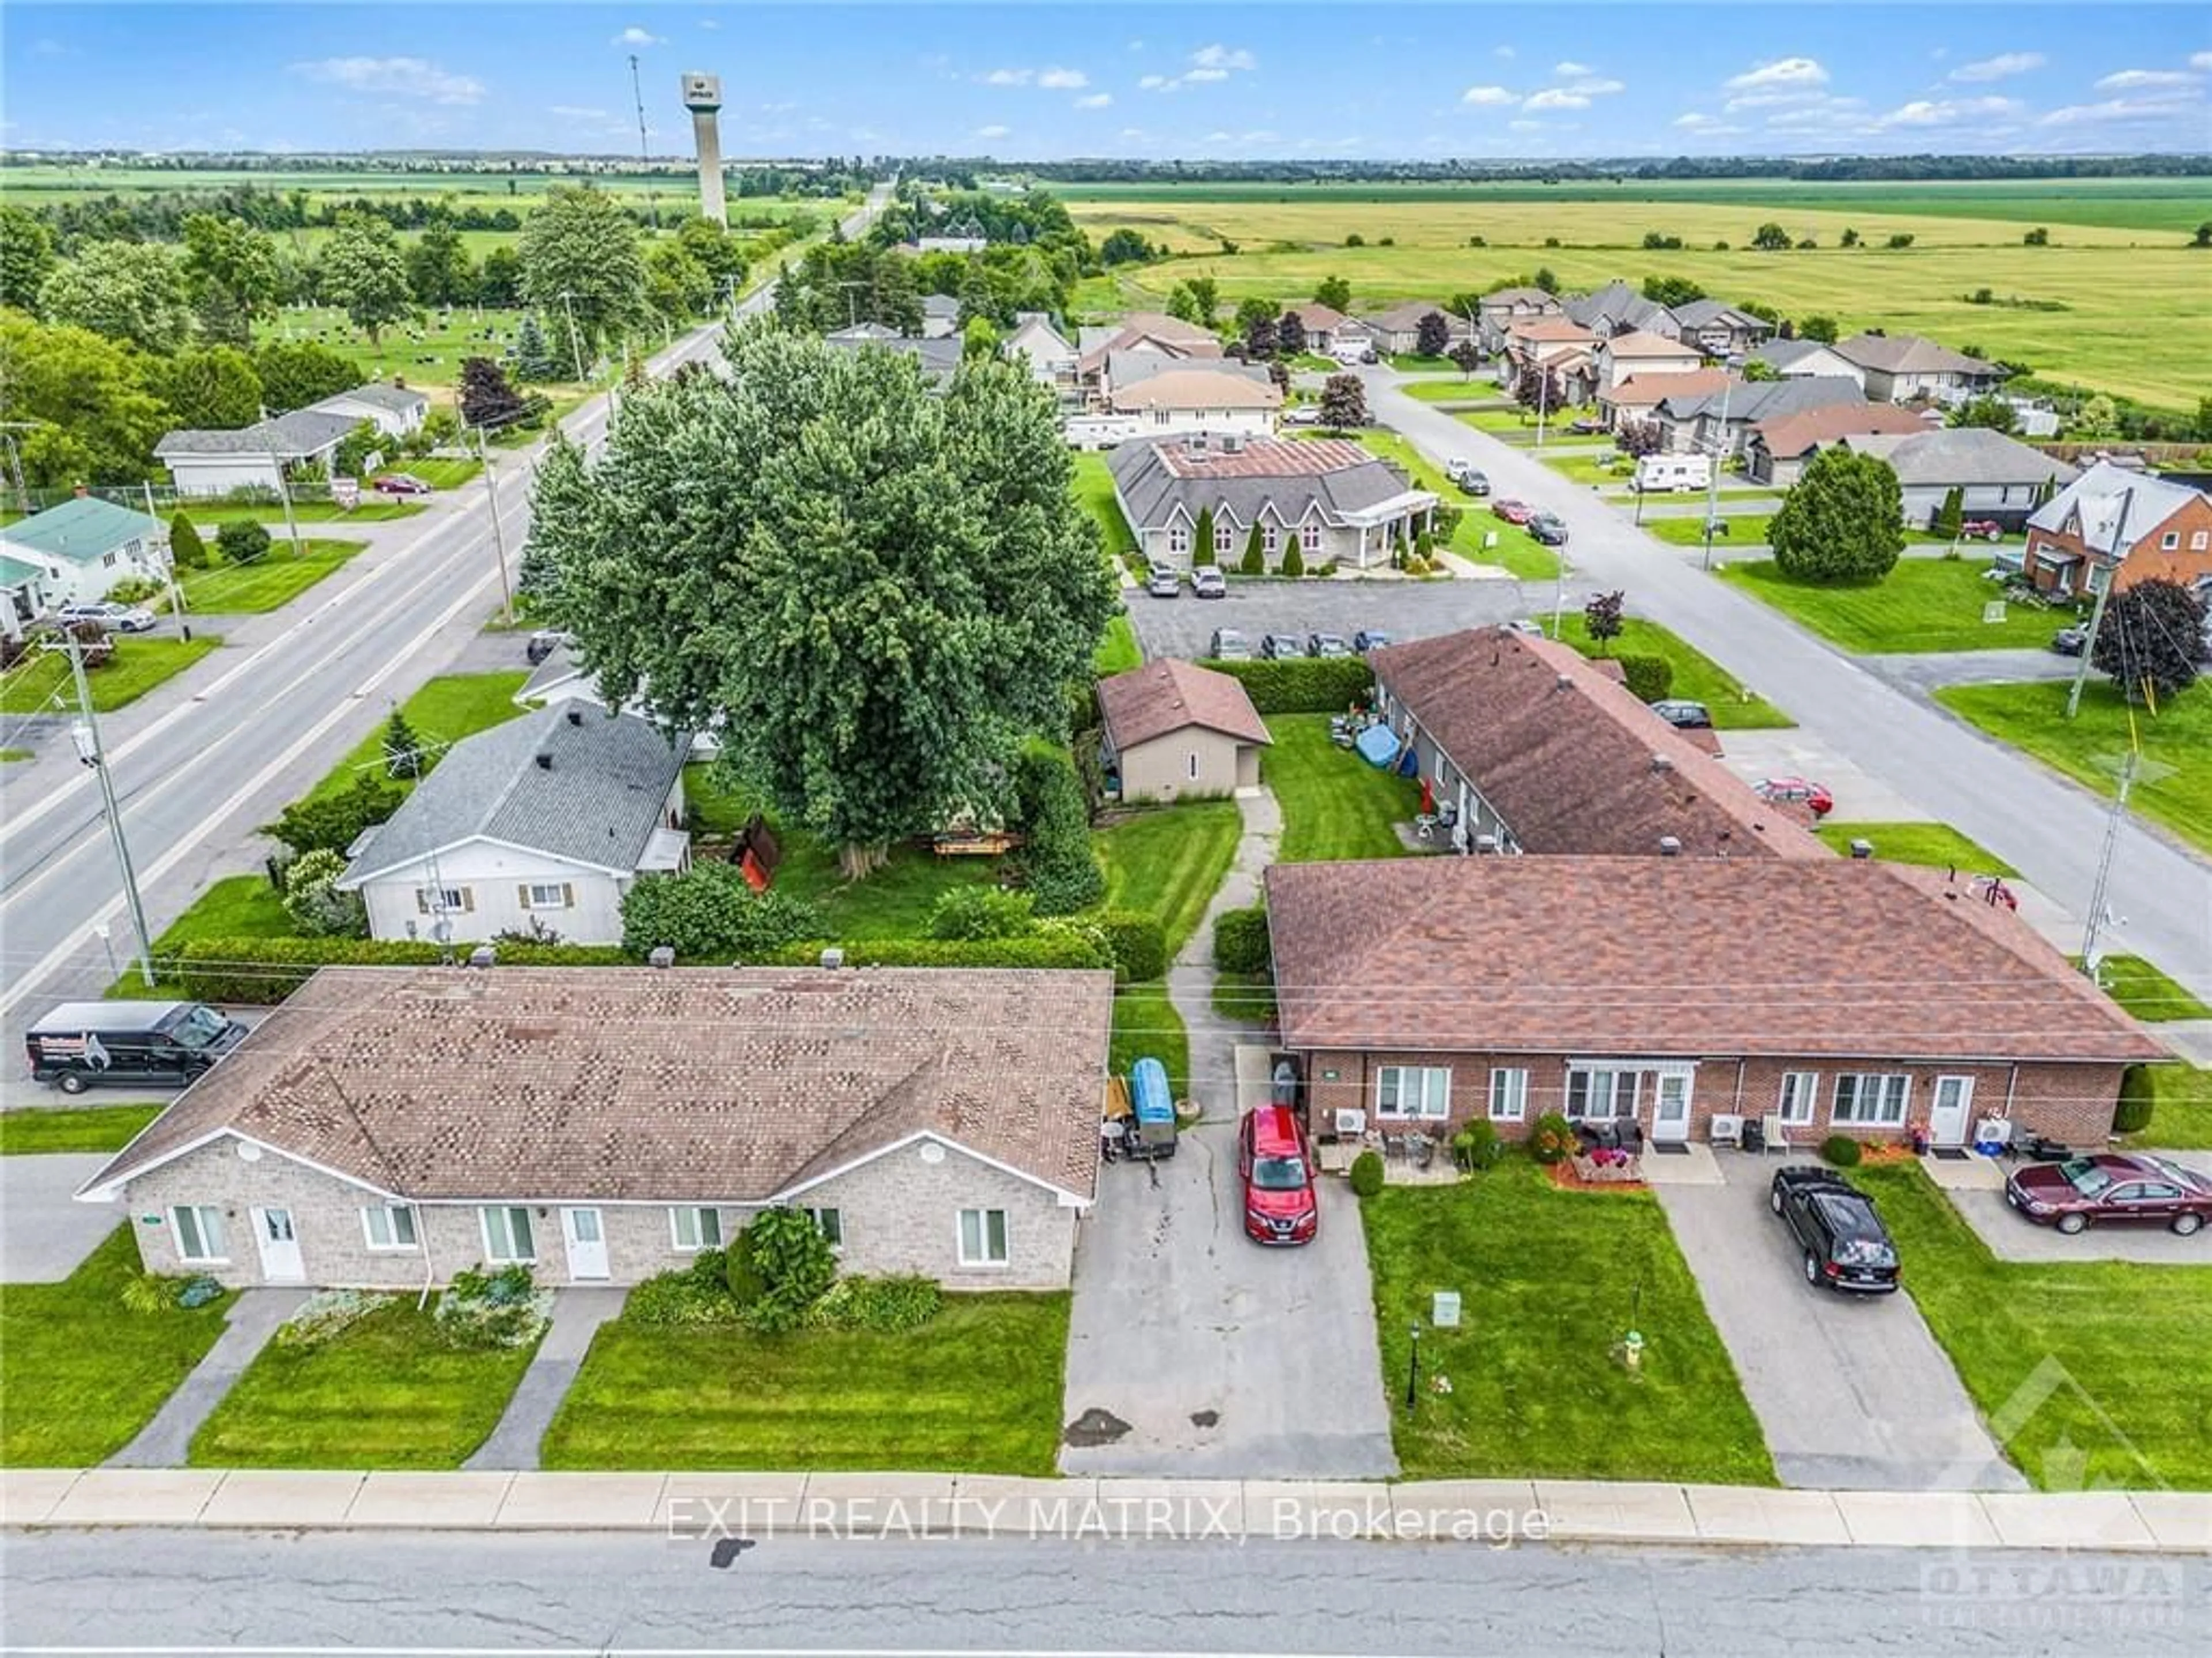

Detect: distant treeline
[910,154,2210,185]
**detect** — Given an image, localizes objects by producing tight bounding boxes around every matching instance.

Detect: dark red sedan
[1239,1105,1317,1246]
[372,472,433,495]
[2006,1153,2212,1236]
[1490,498,1535,525]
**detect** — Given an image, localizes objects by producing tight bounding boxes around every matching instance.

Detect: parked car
[1569,416,1605,437]
[2050,625,2088,657]
[525,628,573,666]
[1650,699,1714,730]
[1771,1166,1900,1292]
[1491,498,1534,525]
[1443,457,1473,483]
[1283,406,1322,427]
[1353,629,1393,651]
[1192,567,1228,600]
[1239,1105,1319,1246]
[1308,632,1354,658]
[1260,633,1308,660]
[1527,513,1570,547]
[372,473,433,496]
[26,1000,247,1094]
[1756,776,1835,818]
[55,601,156,633]
[1957,519,2005,541]
[1209,628,1252,661]
[2005,1154,2212,1236]
[1458,469,1491,498]
[1505,619,1545,636]
[1146,564,1180,598]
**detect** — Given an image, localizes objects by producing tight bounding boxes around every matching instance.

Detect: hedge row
[1090,910,1168,984]
[753,932,1113,972]
[172,938,631,1003]
[1616,653,1675,705]
[1203,657,1373,714]
[1212,905,1271,974]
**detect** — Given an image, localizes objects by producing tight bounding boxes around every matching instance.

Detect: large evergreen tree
[1770,448,1906,582]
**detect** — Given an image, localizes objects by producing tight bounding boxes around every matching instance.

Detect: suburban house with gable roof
[0,494,169,616]
[1834,333,2006,405]
[1840,428,2078,533]
[1743,404,1934,488]
[1077,313,1221,401]
[1280,300,1348,355]
[1565,279,1681,343]
[156,408,357,497]
[1502,317,1600,404]
[2022,460,2212,602]
[1654,377,1867,459]
[1747,337,1866,387]
[1477,285,1563,353]
[1003,312,1078,399]
[1096,659,1271,803]
[336,703,690,947]
[75,965,1117,1291]
[1360,301,1467,358]
[1105,366,1282,440]
[1669,299,1775,359]
[1594,329,1705,393]
[1597,368,1736,435]
[1264,856,2160,1154]
[1108,435,1438,572]
[310,380,430,441]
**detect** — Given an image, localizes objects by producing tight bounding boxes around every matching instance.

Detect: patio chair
[1760,1112,1793,1155]
[1616,1120,1645,1157]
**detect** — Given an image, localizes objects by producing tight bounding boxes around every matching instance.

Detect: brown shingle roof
[1264,857,2164,1064]
[1109,368,1283,412]
[1149,437,1372,479]
[1097,659,1272,751]
[1282,301,1347,330]
[1754,403,1931,458]
[1606,369,1736,408]
[1604,329,1702,359]
[81,966,1116,1203]
[1370,628,1830,860]
[1508,317,1597,345]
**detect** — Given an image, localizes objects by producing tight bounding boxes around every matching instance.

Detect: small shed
[1095,658,1272,803]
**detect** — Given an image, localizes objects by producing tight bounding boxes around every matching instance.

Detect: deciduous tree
[1449,339,1480,378]
[1582,590,1625,655]
[180,213,282,325]
[1313,274,1352,313]
[1770,448,1904,582]
[406,217,476,307]
[459,356,529,430]
[149,346,263,431]
[37,241,194,353]
[519,186,649,360]
[2093,578,2206,705]
[253,340,358,412]
[1750,222,1792,251]
[1800,314,1839,343]
[0,312,173,485]
[0,203,56,313]
[1319,373,1368,428]
[1275,308,1307,355]
[319,214,414,343]
[1414,310,1450,359]
[1952,395,2018,434]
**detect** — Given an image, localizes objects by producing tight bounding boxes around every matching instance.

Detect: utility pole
[558,291,589,383]
[257,404,305,555]
[629,53,659,232]
[1698,370,1738,573]
[472,426,514,623]
[2078,749,2138,973]
[61,629,156,987]
[2065,489,2130,720]
[141,480,188,631]
[1535,365,1551,449]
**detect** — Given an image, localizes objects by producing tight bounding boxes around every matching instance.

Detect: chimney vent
[1650,753,1674,773]
[1658,835,1683,856]
[565,707,584,727]
[1554,674,1573,692]
[820,947,845,970]
[534,749,554,770]
[1849,839,1874,860]
[466,945,497,969]
[647,946,675,969]
[73,483,90,498]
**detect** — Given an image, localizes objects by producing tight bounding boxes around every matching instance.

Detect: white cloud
[1876,96,2024,128]
[1494,45,1516,60]
[2039,96,2197,127]
[1525,89,1592,111]
[1037,67,1089,89]
[1138,74,1170,90]
[1141,44,1257,93]
[1461,85,1519,107]
[1508,119,1544,132]
[1570,77,1626,96]
[2193,51,2212,72]
[611,26,664,48]
[982,68,1032,85]
[972,124,1011,140]
[291,56,484,104]
[1191,45,1256,72]
[1672,111,1742,132]
[698,17,719,29]
[1950,51,2044,82]
[550,104,608,119]
[1183,67,1230,83]
[1725,56,1829,90]
[1553,60,1592,77]
[2093,68,2196,92]
[1074,92,1112,109]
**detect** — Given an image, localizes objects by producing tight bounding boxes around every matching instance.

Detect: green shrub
[723,1232,767,1307]
[263,772,403,857]
[1093,909,1168,983]
[626,1268,745,1326]
[1240,524,1265,575]
[1349,1149,1385,1198]
[171,936,632,1002]
[119,1270,188,1315]
[1212,905,1271,974]
[436,1263,547,1349]
[281,847,367,938]
[1009,746,1104,915]
[2113,1064,2154,1134]
[216,521,273,566]
[1528,1112,1577,1165]
[1433,503,1464,541]
[107,576,163,605]
[743,1208,838,1315]
[1820,1134,1864,1168]
[926,886,1037,942]
[757,932,1112,970]
[1203,657,1372,714]
[1281,534,1306,578]
[1452,1119,1505,1171]
[1617,654,1675,704]
[804,1274,944,1333]
[620,864,823,959]
[169,513,210,571]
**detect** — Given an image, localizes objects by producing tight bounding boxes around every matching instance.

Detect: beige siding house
[1097,659,1271,802]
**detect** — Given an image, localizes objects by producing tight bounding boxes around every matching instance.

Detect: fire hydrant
[1622,1330,1645,1372]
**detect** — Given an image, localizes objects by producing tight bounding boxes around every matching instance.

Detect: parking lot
[1123,578,1552,663]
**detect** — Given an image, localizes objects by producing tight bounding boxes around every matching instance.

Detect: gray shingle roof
[1834,333,2001,377]
[1670,298,1771,335]
[1108,352,1272,393]
[1843,428,2080,490]
[314,382,428,415]
[1749,338,1848,373]
[340,705,688,884]
[155,408,358,459]
[922,294,961,317]
[2027,460,2206,549]
[819,333,963,381]
[1565,279,1676,336]
[1660,377,1864,424]
[1108,437,1418,533]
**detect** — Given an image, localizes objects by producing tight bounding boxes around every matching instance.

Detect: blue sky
[4,5,2207,159]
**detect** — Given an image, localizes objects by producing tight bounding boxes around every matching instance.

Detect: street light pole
[257,404,305,556]
[472,425,514,624]
[1698,369,1738,573]
[2065,490,2130,720]
[142,480,188,632]
[61,629,156,987]
[558,291,589,383]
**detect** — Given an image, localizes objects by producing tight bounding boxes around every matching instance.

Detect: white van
[1634,454,1712,494]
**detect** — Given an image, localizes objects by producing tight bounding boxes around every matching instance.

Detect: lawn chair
[1760,1111,1793,1155]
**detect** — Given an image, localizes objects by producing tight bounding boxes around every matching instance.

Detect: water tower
[680,71,726,225]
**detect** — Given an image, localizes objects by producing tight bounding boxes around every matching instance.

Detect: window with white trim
[1167,522,1190,557]
[1263,522,1281,556]
[480,1205,536,1262]
[1777,1072,1820,1125]
[524,883,572,910]
[1214,518,1234,556]
[806,1208,843,1247]
[172,1205,227,1264]
[1152,408,1170,427]
[1831,1073,1911,1126]
[1566,1066,1642,1121]
[1376,1065,1451,1120]
[670,1206,722,1251]
[361,1204,418,1250]
[957,1207,1008,1266]
[1488,1068,1529,1122]
[2190,530,2209,552]
[415,886,471,915]
[2160,532,2180,551]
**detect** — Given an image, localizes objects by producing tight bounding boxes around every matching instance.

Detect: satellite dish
[237,1142,262,1163]
[918,1142,946,1165]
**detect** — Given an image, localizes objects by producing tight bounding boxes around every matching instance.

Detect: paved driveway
[1059,1120,1397,1478]
[2,1155,119,1282]
[1946,1176,2212,1266]
[1654,1152,2026,1492]
[1124,579,1542,664]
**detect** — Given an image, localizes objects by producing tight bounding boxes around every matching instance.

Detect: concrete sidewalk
[464,1288,624,1471]
[107,1289,308,1469]
[4,1467,2205,1552]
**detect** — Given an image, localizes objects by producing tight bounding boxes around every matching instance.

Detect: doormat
[1931,1148,1971,1162]
[1652,1143,1692,1155]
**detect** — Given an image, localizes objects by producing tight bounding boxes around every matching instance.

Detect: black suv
[1770,1166,1900,1293]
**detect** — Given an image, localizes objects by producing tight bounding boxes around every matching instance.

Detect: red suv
[1240,1105,1318,1246]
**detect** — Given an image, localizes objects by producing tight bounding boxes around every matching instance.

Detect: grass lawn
[1854,1163,2212,1490]
[1112,981,1191,1099]
[1721,558,2075,653]
[1389,353,1457,373]
[108,872,293,997]
[188,499,425,526]
[2120,1065,2212,1150]
[1552,614,1794,729]
[306,670,530,802]
[1070,451,1137,563]
[178,540,368,613]
[0,635,221,715]
[1935,679,2211,858]
[1400,380,1498,404]
[1642,511,1951,550]
[1453,405,1542,434]
[1211,971,1277,1027]
[191,1295,540,1469]
[1266,714,1421,861]
[0,748,28,762]
[1815,820,2017,875]
[1364,1161,1775,1485]
[1344,431,1558,579]
[1540,449,1633,488]
[0,1227,236,1466]
[2089,957,2212,1023]
[1094,799,1242,958]
[1094,610,1142,677]
[0,1102,164,1155]
[541,1293,1070,1473]
[400,457,484,490]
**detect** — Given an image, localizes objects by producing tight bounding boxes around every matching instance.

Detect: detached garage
[1096,658,1271,803]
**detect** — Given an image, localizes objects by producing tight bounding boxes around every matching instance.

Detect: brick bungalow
[77,965,1114,1292]
[1096,658,1270,803]
[1265,856,2163,1153]
[2022,460,2212,602]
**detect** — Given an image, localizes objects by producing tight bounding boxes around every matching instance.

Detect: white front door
[251,1206,305,1283]
[561,1207,610,1281]
[1652,1072,1692,1144]
[1929,1076,1975,1148]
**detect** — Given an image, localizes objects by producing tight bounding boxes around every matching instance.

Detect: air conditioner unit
[1334,1108,1368,1137]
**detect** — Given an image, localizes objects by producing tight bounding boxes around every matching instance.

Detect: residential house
[1096,658,1271,802]
[1106,366,1283,441]
[514,643,720,758]
[1360,301,1467,358]
[1325,316,1381,361]
[1834,333,2006,405]
[1743,404,1936,488]
[1476,285,1562,354]
[1076,314,1222,402]
[336,703,690,947]
[1368,627,1830,859]
[1280,301,1348,355]
[0,495,169,613]
[1003,312,1078,399]
[1654,377,1866,460]
[155,408,356,497]
[1594,329,1705,394]
[1108,435,1439,573]
[1841,428,2080,532]
[1563,279,1681,343]
[2022,460,2212,601]
[819,331,964,389]
[919,294,962,339]
[309,381,430,441]
[75,963,1116,1291]
[1265,855,2161,1152]
[1669,299,1775,359]
[1502,317,1600,405]
[1746,337,1866,387]
[824,320,903,343]
[1597,367,1736,435]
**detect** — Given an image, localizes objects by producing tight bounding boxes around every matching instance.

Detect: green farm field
[1063,184,2212,408]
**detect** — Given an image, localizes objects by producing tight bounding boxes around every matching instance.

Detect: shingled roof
[1108,436,1427,535]
[1369,628,1830,860]
[79,965,1118,1204]
[1109,367,1283,412]
[1265,857,2164,1064]
[1097,659,1272,751]
[1753,403,1932,459]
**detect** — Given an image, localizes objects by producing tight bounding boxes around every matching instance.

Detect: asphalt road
[0,185,889,1102]
[1366,370,2212,1004]
[3,1530,2202,1655]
